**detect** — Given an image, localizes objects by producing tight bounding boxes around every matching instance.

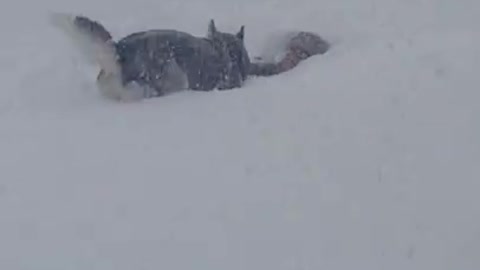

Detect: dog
[51,14,251,101]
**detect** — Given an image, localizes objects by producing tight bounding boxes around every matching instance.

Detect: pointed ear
[236,25,245,41]
[208,19,217,38]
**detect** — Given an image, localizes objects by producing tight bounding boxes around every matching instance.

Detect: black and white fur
[51,14,251,101]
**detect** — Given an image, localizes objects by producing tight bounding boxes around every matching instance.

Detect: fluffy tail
[249,31,330,77]
[49,13,120,76]
[49,13,137,100]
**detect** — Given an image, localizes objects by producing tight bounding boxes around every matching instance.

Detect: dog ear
[236,26,245,41]
[208,19,217,38]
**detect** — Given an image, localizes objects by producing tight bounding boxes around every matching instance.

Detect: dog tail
[49,13,120,76]
[49,13,132,100]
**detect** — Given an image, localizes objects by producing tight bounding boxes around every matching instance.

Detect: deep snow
[0,0,479,269]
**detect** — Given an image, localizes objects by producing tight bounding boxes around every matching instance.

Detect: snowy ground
[0,0,479,269]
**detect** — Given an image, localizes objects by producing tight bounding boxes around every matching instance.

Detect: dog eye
[228,48,239,61]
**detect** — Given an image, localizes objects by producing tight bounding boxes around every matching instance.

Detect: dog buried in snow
[51,14,329,101]
[52,14,250,101]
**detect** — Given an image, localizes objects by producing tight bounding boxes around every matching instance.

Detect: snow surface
[0,0,479,269]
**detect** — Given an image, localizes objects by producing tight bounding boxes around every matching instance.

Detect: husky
[51,14,251,101]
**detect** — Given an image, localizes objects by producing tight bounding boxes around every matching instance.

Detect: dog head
[207,20,251,90]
